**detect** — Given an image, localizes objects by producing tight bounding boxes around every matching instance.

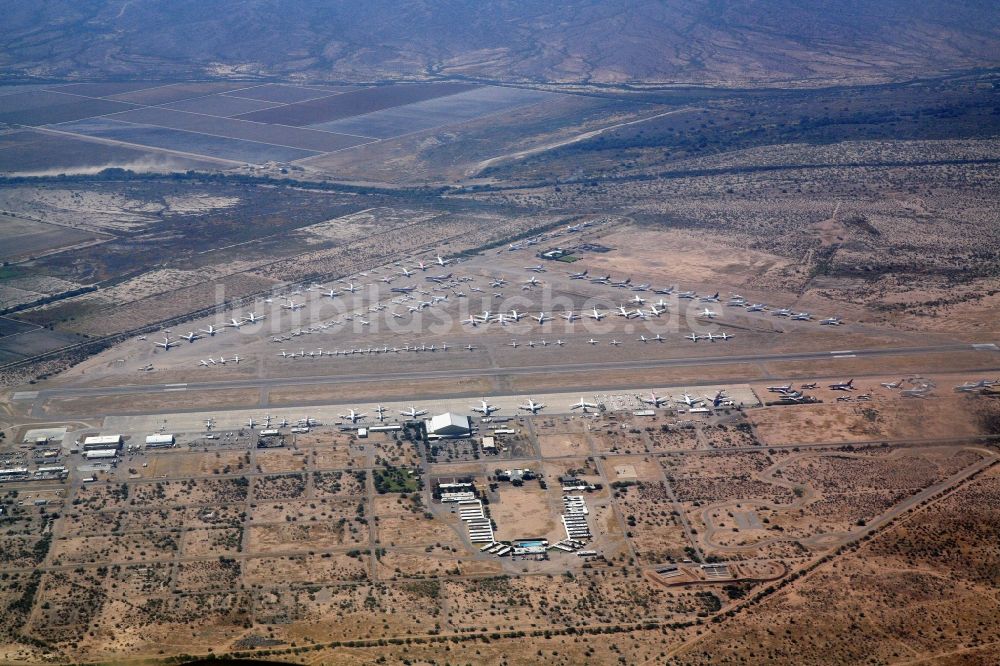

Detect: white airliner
[373,405,387,421]
[678,291,697,299]
[829,379,855,391]
[179,331,201,342]
[647,304,666,317]
[639,335,651,343]
[343,283,360,293]
[699,292,721,302]
[155,336,178,350]
[560,311,580,322]
[198,359,210,367]
[705,331,732,341]
[245,416,257,429]
[568,270,588,279]
[587,308,606,321]
[282,300,305,310]
[509,340,519,348]
[570,397,599,412]
[630,294,646,305]
[465,344,476,351]
[819,317,843,325]
[685,333,703,342]
[230,355,241,364]
[399,267,415,277]
[244,312,265,323]
[339,409,366,423]
[772,308,793,317]
[509,309,525,322]
[791,312,812,321]
[640,391,669,407]
[881,379,905,389]
[745,303,767,312]
[518,398,545,414]
[616,305,634,318]
[199,325,222,336]
[472,399,499,415]
[524,265,546,272]
[399,406,427,418]
[490,277,507,287]
[588,338,599,345]
[524,276,541,287]
[435,254,450,266]
[698,308,719,319]
[533,313,551,324]
[676,393,704,407]
[609,339,622,346]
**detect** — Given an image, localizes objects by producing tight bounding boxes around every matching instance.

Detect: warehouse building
[83,435,123,450]
[145,434,175,448]
[426,413,472,438]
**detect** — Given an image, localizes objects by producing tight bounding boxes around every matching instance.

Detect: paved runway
[30,343,998,406]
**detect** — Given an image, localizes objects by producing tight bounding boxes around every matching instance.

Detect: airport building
[82,435,123,450]
[426,413,472,438]
[145,434,175,448]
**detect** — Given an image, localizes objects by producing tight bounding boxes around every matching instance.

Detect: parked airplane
[198,359,210,367]
[179,331,201,342]
[435,254,450,266]
[954,379,997,392]
[428,273,452,283]
[525,265,546,273]
[509,340,519,348]
[800,383,818,389]
[154,336,178,350]
[399,268,414,277]
[571,397,599,412]
[678,291,697,299]
[560,311,580,322]
[699,292,720,302]
[746,303,767,312]
[518,398,545,414]
[705,331,732,341]
[676,393,703,407]
[616,305,634,318]
[339,409,366,423]
[772,308,792,317]
[199,325,223,336]
[465,344,476,351]
[589,274,612,284]
[373,405,387,421]
[244,312,265,323]
[829,379,855,391]
[630,294,646,305]
[791,312,812,321]
[698,308,719,319]
[533,313,551,324]
[523,276,541,287]
[767,384,793,393]
[611,278,632,288]
[881,379,905,389]
[343,283,360,293]
[472,399,500,415]
[588,338,599,345]
[230,355,241,364]
[509,309,525,322]
[641,391,669,407]
[416,261,429,271]
[568,270,588,279]
[685,333,703,342]
[588,308,606,321]
[282,300,305,310]
[819,317,843,325]
[609,339,622,346]
[245,416,257,429]
[399,406,427,418]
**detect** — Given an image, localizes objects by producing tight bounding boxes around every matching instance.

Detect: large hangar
[426,412,472,438]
